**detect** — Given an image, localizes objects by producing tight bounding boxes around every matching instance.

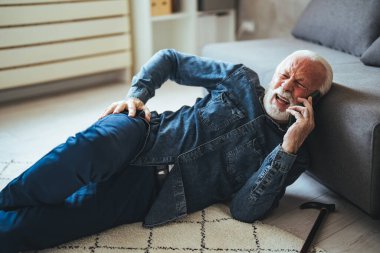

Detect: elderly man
[0,49,332,252]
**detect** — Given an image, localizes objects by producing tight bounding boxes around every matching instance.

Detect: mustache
[274,87,294,105]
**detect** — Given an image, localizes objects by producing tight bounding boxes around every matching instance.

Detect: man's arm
[229,145,309,222]
[99,49,241,120]
[127,49,242,103]
[230,96,315,222]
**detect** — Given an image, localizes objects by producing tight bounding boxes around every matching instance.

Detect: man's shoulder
[223,65,261,87]
[228,64,259,79]
[236,65,265,95]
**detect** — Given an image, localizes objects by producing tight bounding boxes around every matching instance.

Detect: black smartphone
[287,90,321,128]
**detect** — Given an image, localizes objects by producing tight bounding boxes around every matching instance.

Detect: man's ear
[309,90,321,106]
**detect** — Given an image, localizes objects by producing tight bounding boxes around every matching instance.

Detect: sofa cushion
[292,0,380,57]
[202,38,359,86]
[361,37,380,67]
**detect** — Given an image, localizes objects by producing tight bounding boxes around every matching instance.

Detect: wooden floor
[0,81,379,252]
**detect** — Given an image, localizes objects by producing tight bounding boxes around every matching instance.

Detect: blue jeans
[0,112,156,253]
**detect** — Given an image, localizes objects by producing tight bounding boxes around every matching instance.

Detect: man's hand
[98,98,151,122]
[282,96,315,154]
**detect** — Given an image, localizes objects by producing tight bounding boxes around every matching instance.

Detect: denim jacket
[127,49,310,227]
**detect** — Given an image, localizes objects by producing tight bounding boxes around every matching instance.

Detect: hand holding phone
[282,91,321,154]
[287,90,320,128]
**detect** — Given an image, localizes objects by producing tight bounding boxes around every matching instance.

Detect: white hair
[278,50,333,96]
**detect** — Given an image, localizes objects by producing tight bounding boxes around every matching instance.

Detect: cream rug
[37,204,326,253]
[0,162,326,253]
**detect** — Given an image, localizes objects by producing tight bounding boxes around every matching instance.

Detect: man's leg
[0,112,147,210]
[0,165,157,253]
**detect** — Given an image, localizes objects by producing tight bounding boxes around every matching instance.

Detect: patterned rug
[1,161,326,253]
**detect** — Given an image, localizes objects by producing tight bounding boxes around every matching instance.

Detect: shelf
[131,0,236,73]
[151,12,190,22]
[197,9,234,16]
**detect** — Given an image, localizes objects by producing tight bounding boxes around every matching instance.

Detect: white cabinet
[0,0,132,90]
[131,0,235,72]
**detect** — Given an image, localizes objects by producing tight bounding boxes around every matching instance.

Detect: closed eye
[280,73,308,90]
[281,73,289,78]
[295,81,307,89]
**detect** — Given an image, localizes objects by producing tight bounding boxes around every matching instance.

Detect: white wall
[238,0,311,40]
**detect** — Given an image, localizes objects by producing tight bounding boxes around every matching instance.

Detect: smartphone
[287,90,321,128]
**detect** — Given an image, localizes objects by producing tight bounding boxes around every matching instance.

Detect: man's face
[263,55,326,123]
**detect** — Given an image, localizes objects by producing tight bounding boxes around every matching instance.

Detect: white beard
[263,86,294,122]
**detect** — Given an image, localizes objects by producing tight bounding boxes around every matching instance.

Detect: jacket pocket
[198,91,245,132]
[226,138,263,187]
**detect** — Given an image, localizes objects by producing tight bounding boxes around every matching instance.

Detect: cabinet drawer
[0,51,132,90]
[0,0,129,26]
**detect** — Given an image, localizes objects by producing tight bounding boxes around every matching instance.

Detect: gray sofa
[202,0,380,218]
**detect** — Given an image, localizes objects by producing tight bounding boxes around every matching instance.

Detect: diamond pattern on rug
[1,161,326,253]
